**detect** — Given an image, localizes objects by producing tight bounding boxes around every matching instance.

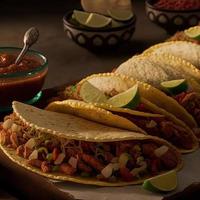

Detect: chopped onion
[54,153,66,165]
[11,123,21,133]
[101,163,113,178]
[136,156,144,165]
[112,163,119,171]
[154,145,169,157]
[28,150,38,160]
[133,145,141,152]
[68,156,78,168]
[25,138,37,149]
[146,120,157,128]
[111,157,118,163]
[2,119,13,130]
[119,153,131,167]
[131,161,147,176]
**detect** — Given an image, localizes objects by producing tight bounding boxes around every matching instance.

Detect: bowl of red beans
[145,0,200,34]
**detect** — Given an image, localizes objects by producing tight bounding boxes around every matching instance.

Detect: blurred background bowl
[63,10,136,50]
[145,0,200,34]
[0,47,48,111]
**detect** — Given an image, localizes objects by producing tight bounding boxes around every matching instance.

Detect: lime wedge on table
[161,79,188,95]
[73,10,112,28]
[184,26,200,40]
[79,81,108,103]
[107,84,140,109]
[142,170,177,193]
[107,9,134,21]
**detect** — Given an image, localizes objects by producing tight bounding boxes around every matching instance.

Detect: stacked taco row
[0,31,200,186]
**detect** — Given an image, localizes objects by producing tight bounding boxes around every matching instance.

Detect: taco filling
[60,85,195,149]
[112,111,193,150]
[0,114,179,183]
[174,91,200,132]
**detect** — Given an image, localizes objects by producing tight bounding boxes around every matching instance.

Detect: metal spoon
[15,27,39,65]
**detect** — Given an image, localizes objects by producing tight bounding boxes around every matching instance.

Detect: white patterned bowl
[145,0,200,34]
[63,10,136,50]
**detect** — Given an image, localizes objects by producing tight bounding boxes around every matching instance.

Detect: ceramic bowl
[145,0,200,34]
[63,10,136,49]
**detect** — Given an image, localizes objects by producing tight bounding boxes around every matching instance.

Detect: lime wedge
[107,9,134,21]
[79,81,108,103]
[161,79,188,95]
[73,10,112,29]
[142,170,177,192]
[107,84,140,108]
[184,26,200,40]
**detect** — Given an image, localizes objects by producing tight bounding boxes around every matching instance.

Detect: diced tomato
[174,92,188,103]
[150,159,160,175]
[120,167,134,182]
[52,147,60,161]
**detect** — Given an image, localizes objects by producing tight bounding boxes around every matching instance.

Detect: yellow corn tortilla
[78,73,197,129]
[46,99,198,154]
[0,101,183,186]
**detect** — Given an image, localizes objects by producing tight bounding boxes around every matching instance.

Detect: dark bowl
[63,10,136,49]
[145,0,200,34]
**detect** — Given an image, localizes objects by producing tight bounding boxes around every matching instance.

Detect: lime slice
[107,9,134,21]
[73,10,112,28]
[161,79,188,95]
[107,84,140,108]
[184,26,200,40]
[79,81,108,103]
[142,170,177,192]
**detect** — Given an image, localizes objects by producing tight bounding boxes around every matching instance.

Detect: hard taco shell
[46,99,198,153]
[143,41,200,68]
[78,73,197,128]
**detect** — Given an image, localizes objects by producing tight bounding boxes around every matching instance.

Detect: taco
[60,73,197,129]
[115,53,200,87]
[115,53,200,132]
[167,31,200,45]
[0,101,182,186]
[46,99,198,153]
[143,41,200,68]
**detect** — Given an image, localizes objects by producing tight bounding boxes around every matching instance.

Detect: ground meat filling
[175,92,200,137]
[112,111,194,150]
[61,86,194,148]
[0,115,179,182]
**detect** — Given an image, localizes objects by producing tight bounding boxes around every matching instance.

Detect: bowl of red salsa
[0,47,48,111]
[145,0,200,34]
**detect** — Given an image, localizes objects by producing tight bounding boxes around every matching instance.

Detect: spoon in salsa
[15,27,39,65]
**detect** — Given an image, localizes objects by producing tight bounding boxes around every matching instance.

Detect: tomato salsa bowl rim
[146,0,200,13]
[0,47,48,79]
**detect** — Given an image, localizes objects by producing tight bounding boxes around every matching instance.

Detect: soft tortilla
[0,101,183,186]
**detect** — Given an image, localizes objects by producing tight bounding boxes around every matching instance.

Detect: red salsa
[154,0,200,10]
[0,53,47,107]
[0,53,41,74]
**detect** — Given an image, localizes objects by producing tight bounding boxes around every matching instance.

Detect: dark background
[0,0,168,89]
